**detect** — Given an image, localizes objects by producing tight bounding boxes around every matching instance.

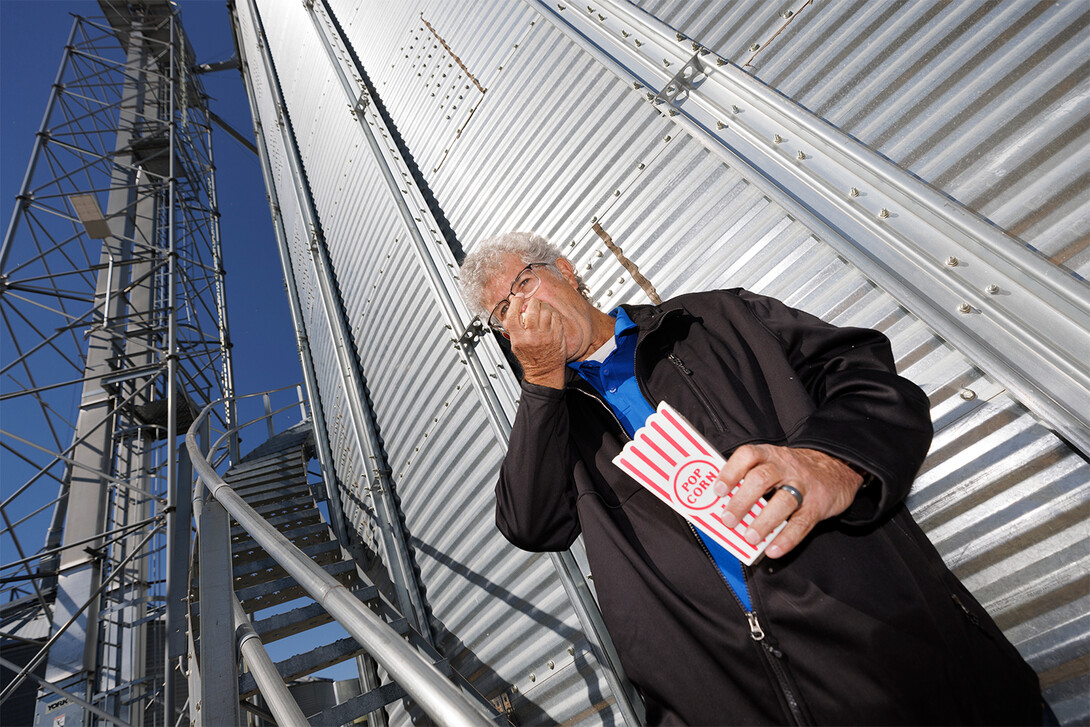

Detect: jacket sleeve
[738,290,934,525]
[495,379,582,551]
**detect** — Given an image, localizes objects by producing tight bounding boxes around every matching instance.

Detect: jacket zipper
[570,387,632,445]
[664,346,808,725]
[688,522,808,726]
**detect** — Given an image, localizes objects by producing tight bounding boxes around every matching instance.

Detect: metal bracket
[352,91,370,117]
[653,52,705,107]
[456,317,486,348]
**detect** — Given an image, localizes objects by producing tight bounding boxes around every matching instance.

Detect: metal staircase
[185,392,500,726]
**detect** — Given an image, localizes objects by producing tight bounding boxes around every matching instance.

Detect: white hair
[459,231,589,317]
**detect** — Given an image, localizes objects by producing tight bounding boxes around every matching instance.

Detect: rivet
[607,289,613,296]
[668,109,677,116]
[633,81,642,89]
[568,646,575,655]
[716,57,726,66]
[773,134,783,143]
[529,673,536,682]
[732,104,740,113]
[598,13,605,20]
[675,32,685,42]
[945,256,959,267]
[586,5,594,11]
[782,10,794,18]
[615,189,621,196]
[796,151,806,160]
[667,85,676,94]
[957,303,971,314]
[663,134,672,142]
[716,120,726,129]
[663,58,671,67]
[511,684,519,694]
[985,284,999,294]
[569,241,576,247]
[617,276,625,283]
[637,162,645,169]
[547,660,555,669]
[960,389,977,401]
[557,3,565,9]
[621,30,629,38]
[591,216,598,222]
[849,187,860,197]
[749,43,761,51]
[635,39,643,47]
[878,208,890,219]
[586,264,593,270]
[596,250,603,257]
[646,92,655,102]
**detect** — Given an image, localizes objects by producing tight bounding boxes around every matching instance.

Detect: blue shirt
[568,308,752,611]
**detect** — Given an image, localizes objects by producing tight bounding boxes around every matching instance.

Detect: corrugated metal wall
[237,0,1089,724]
[634,0,1090,278]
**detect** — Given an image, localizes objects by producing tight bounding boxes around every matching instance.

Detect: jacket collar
[563,301,687,389]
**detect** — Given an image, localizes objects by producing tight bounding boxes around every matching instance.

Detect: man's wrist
[523,368,565,389]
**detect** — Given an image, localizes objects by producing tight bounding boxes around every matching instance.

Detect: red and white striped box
[611,402,784,565]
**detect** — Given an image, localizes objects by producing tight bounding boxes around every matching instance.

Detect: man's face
[483,254,602,363]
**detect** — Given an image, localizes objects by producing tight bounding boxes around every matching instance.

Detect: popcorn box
[611,402,784,565]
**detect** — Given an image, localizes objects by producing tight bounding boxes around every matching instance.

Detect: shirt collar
[611,306,639,337]
[569,307,637,372]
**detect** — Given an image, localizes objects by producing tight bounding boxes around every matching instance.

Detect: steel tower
[0,3,233,725]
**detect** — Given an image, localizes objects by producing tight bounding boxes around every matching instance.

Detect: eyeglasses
[488,263,549,331]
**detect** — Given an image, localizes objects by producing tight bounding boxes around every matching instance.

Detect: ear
[554,257,580,290]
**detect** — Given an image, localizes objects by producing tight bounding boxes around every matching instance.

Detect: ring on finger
[778,484,804,510]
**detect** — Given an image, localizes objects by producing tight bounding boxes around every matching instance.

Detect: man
[459,231,1042,725]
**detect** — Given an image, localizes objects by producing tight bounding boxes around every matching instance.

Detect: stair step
[232,509,321,538]
[233,521,330,552]
[226,450,306,480]
[308,683,407,726]
[233,529,332,568]
[234,483,313,510]
[249,584,377,643]
[229,473,308,501]
[232,539,341,583]
[238,637,366,697]
[236,560,357,613]
[236,425,313,465]
[250,498,314,519]
[227,462,307,491]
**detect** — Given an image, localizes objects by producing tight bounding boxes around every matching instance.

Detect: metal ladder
[185,391,500,726]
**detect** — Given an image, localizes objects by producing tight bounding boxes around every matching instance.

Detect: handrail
[186,393,494,727]
[232,596,309,727]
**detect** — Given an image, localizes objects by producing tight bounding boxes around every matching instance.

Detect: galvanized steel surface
[238,0,1089,724]
[633,0,1090,279]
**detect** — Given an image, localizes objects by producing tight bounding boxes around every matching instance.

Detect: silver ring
[778,485,804,510]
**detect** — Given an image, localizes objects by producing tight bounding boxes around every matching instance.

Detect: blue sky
[1,0,301,399]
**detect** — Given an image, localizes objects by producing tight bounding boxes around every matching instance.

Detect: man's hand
[504,295,567,389]
[712,444,864,559]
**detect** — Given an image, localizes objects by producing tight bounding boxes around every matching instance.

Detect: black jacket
[496,289,1040,725]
